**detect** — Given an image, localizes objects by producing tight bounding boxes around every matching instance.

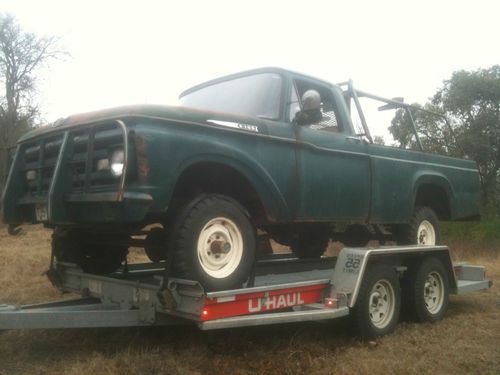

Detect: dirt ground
[0,225,498,375]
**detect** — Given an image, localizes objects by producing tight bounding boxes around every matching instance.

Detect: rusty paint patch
[134,134,150,182]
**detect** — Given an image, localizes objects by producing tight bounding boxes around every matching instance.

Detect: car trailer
[0,245,492,338]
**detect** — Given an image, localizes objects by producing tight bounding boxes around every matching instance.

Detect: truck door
[291,79,371,221]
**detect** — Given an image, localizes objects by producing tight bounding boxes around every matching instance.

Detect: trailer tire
[170,195,256,291]
[398,206,441,245]
[353,264,401,339]
[404,257,449,322]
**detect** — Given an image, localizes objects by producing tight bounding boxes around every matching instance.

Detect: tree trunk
[0,147,8,195]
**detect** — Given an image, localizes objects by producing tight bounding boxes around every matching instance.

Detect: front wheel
[353,264,401,339]
[170,195,256,291]
[397,206,441,245]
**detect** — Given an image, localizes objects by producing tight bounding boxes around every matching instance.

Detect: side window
[290,80,342,133]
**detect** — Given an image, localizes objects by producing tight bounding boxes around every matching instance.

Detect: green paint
[1,68,480,227]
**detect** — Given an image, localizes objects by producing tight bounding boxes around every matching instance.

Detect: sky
[3,0,500,140]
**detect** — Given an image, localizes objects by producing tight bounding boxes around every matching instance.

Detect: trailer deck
[0,245,492,333]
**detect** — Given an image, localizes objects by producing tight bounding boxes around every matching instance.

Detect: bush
[442,218,500,245]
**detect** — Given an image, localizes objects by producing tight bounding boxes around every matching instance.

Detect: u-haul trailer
[0,245,492,338]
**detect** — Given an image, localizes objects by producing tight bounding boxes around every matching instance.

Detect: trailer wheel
[52,229,128,274]
[398,206,441,245]
[405,257,449,322]
[170,195,256,291]
[354,264,401,339]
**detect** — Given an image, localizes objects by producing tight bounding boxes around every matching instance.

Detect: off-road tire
[403,257,449,322]
[397,206,441,245]
[53,229,128,274]
[353,264,401,339]
[170,195,256,291]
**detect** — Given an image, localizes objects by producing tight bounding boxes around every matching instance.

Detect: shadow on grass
[0,316,357,366]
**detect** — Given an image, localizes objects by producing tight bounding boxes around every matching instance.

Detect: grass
[0,225,499,375]
[442,218,500,245]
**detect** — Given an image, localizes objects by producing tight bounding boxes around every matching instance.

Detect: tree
[373,135,385,145]
[389,66,500,209]
[388,103,460,156]
[0,14,64,191]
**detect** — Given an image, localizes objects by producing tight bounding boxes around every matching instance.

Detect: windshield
[180,73,283,120]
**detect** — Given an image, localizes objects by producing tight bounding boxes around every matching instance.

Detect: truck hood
[18,104,266,143]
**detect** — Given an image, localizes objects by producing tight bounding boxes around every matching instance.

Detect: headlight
[110,149,124,177]
[26,170,37,181]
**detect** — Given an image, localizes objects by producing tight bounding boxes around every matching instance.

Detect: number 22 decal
[345,258,361,269]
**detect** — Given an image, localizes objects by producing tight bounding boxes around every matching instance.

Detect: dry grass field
[0,225,498,375]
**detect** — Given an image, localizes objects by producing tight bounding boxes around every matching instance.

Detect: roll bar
[336,80,464,155]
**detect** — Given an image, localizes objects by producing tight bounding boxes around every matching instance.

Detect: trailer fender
[331,245,455,308]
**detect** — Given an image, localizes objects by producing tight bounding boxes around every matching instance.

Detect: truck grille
[69,124,125,192]
[24,134,64,196]
[22,122,126,199]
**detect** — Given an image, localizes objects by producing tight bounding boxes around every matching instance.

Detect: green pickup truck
[1,68,481,290]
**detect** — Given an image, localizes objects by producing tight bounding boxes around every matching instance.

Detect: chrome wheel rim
[369,279,396,329]
[197,217,243,278]
[417,220,436,245]
[424,271,444,314]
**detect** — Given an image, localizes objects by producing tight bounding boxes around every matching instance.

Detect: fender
[411,170,455,216]
[331,245,456,308]
[169,151,292,222]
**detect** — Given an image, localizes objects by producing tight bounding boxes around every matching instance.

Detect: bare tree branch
[0,13,66,188]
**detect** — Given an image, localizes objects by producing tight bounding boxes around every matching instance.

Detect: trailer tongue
[0,245,492,338]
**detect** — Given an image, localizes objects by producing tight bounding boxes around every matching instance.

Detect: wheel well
[169,162,268,224]
[415,184,451,220]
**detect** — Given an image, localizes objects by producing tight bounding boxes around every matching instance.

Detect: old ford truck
[1,68,481,291]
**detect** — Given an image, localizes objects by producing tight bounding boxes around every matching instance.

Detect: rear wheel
[403,257,449,322]
[53,229,128,274]
[170,195,256,291]
[353,264,401,339]
[397,206,441,245]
